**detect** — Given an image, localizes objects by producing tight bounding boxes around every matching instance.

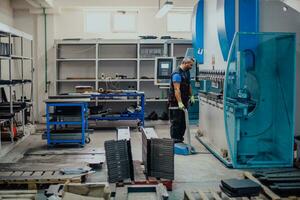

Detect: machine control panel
[154,57,176,86]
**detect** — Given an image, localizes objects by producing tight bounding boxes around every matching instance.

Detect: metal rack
[0,22,34,157]
[54,39,192,118]
[45,101,89,146]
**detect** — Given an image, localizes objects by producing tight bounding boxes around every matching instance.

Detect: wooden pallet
[183,172,300,200]
[184,189,268,200]
[0,190,37,200]
[115,160,173,191]
[244,171,300,200]
[0,163,91,190]
[21,147,105,169]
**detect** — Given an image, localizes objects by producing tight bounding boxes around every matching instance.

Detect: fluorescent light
[155,1,174,18]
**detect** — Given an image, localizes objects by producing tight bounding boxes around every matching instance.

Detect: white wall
[52,0,195,8]
[54,8,192,40]
[52,0,195,39]
[0,0,13,26]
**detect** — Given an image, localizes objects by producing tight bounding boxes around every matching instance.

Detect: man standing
[168,57,195,143]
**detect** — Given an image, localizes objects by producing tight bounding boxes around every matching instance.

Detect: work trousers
[170,109,186,142]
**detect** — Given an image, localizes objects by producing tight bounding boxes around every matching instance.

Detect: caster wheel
[138,126,142,132]
[85,137,91,144]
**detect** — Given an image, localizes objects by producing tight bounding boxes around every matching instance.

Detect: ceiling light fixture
[155,0,174,18]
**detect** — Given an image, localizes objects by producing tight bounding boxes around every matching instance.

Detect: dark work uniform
[168,67,191,143]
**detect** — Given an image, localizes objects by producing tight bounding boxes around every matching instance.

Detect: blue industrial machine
[194,0,297,168]
[223,32,296,168]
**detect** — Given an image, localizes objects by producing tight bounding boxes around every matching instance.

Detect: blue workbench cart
[45,101,89,146]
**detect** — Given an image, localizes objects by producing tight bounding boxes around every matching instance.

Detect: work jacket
[168,67,190,108]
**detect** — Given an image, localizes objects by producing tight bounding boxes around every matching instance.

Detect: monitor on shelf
[154,57,176,86]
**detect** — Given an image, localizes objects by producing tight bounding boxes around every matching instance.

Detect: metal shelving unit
[55,39,192,117]
[0,22,34,157]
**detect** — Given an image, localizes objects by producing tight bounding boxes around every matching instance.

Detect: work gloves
[189,95,195,104]
[178,96,195,110]
[178,102,185,110]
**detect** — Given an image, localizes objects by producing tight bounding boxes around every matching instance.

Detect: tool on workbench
[75,85,93,93]
[169,107,196,155]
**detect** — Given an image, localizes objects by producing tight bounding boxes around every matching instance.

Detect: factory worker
[168,57,195,143]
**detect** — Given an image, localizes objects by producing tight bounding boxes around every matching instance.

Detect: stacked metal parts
[142,127,157,176]
[105,127,174,183]
[253,169,300,197]
[220,179,261,197]
[117,127,134,181]
[150,138,174,180]
[142,128,174,180]
[104,140,133,183]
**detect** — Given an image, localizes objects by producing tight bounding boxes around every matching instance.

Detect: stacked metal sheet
[142,128,158,175]
[116,127,134,181]
[150,138,174,180]
[220,179,261,197]
[254,168,300,197]
[104,140,131,183]
[141,127,174,180]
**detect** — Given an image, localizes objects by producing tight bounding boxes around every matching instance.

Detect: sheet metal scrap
[150,138,174,180]
[117,127,134,181]
[141,127,174,180]
[254,168,300,197]
[104,140,132,183]
[142,128,158,175]
[60,166,92,175]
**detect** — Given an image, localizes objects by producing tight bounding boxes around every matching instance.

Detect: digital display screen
[161,63,170,69]
[158,60,173,77]
[160,62,171,76]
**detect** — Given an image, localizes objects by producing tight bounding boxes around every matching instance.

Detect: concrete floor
[1,124,243,199]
